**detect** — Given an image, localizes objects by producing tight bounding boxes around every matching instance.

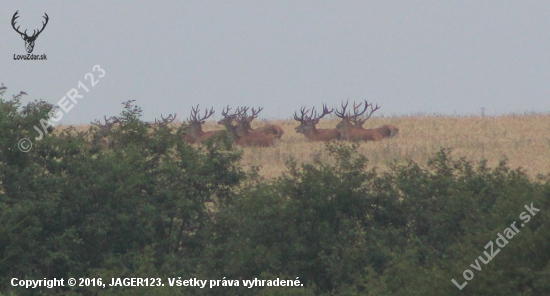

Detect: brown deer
[236,107,284,139]
[294,104,340,141]
[91,116,120,149]
[149,113,177,141]
[371,124,399,138]
[335,100,383,142]
[349,104,399,138]
[218,106,277,147]
[185,105,223,143]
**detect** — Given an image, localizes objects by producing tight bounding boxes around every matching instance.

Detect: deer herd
[92,100,398,148]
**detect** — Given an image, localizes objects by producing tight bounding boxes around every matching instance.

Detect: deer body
[186,123,221,143]
[372,124,399,138]
[235,132,276,147]
[336,120,383,141]
[295,124,340,141]
[249,125,285,139]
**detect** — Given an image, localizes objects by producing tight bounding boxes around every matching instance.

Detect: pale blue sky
[2,1,550,124]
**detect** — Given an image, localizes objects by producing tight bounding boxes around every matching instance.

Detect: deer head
[217,105,239,126]
[335,100,379,129]
[91,116,121,148]
[186,105,214,135]
[12,11,49,53]
[294,104,333,134]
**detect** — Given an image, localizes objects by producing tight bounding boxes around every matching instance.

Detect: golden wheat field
[64,114,550,180]
[211,114,550,179]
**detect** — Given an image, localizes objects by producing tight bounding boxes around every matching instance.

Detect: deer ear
[201,120,205,124]
[20,35,25,40]
[314,119,320,124]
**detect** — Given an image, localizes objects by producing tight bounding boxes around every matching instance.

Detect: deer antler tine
[352,100,381,126]
[294,111,301,122]
[249,107,262,120]
[189,105,201,121]
[223,105,232,116]
[309,107,317,120]
[322,103,333,116]
[355,101,369,117]
[157,113,176,124]
[294,106,308,122]
[11,11,24,35]
[34,13,49,37]
[335,100,349,118]
[365,102,380,120]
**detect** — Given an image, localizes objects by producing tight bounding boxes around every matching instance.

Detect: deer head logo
[11,11,49,53]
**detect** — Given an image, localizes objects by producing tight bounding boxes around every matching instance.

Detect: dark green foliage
[0,86,548,295]
[0,88,245,295]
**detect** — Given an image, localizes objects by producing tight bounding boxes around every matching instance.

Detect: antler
[218,105,241,126]
[351,100,380,126]
[335,99,379,124]
[294,104,332,123]
[11,11,49,39]
[11,11,24,36]
[93,116,120,129]
[313,104,333,122]
[188,105,215,123]
[294,106,311,123]
[221,105,233,118]
[248,107,263,120]
[32,13,49,38]
[154,113,177,125]
[335,100,349,119]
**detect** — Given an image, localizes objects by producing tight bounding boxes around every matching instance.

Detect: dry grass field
[202,113,550,180]
[63,113,550,180]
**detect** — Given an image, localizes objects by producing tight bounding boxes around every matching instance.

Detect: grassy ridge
[225,114,550,179]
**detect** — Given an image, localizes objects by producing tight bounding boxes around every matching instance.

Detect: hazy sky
[2,1,550,124]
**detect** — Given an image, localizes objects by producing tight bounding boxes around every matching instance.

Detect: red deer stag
[218,106,277,147]
[335,100,383,142]
[185,105,223,143]
[294,104,340,141]
[91,116,120,149]
[149,114,177,140]
[153,113,177,127]
[237,107,284,139]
